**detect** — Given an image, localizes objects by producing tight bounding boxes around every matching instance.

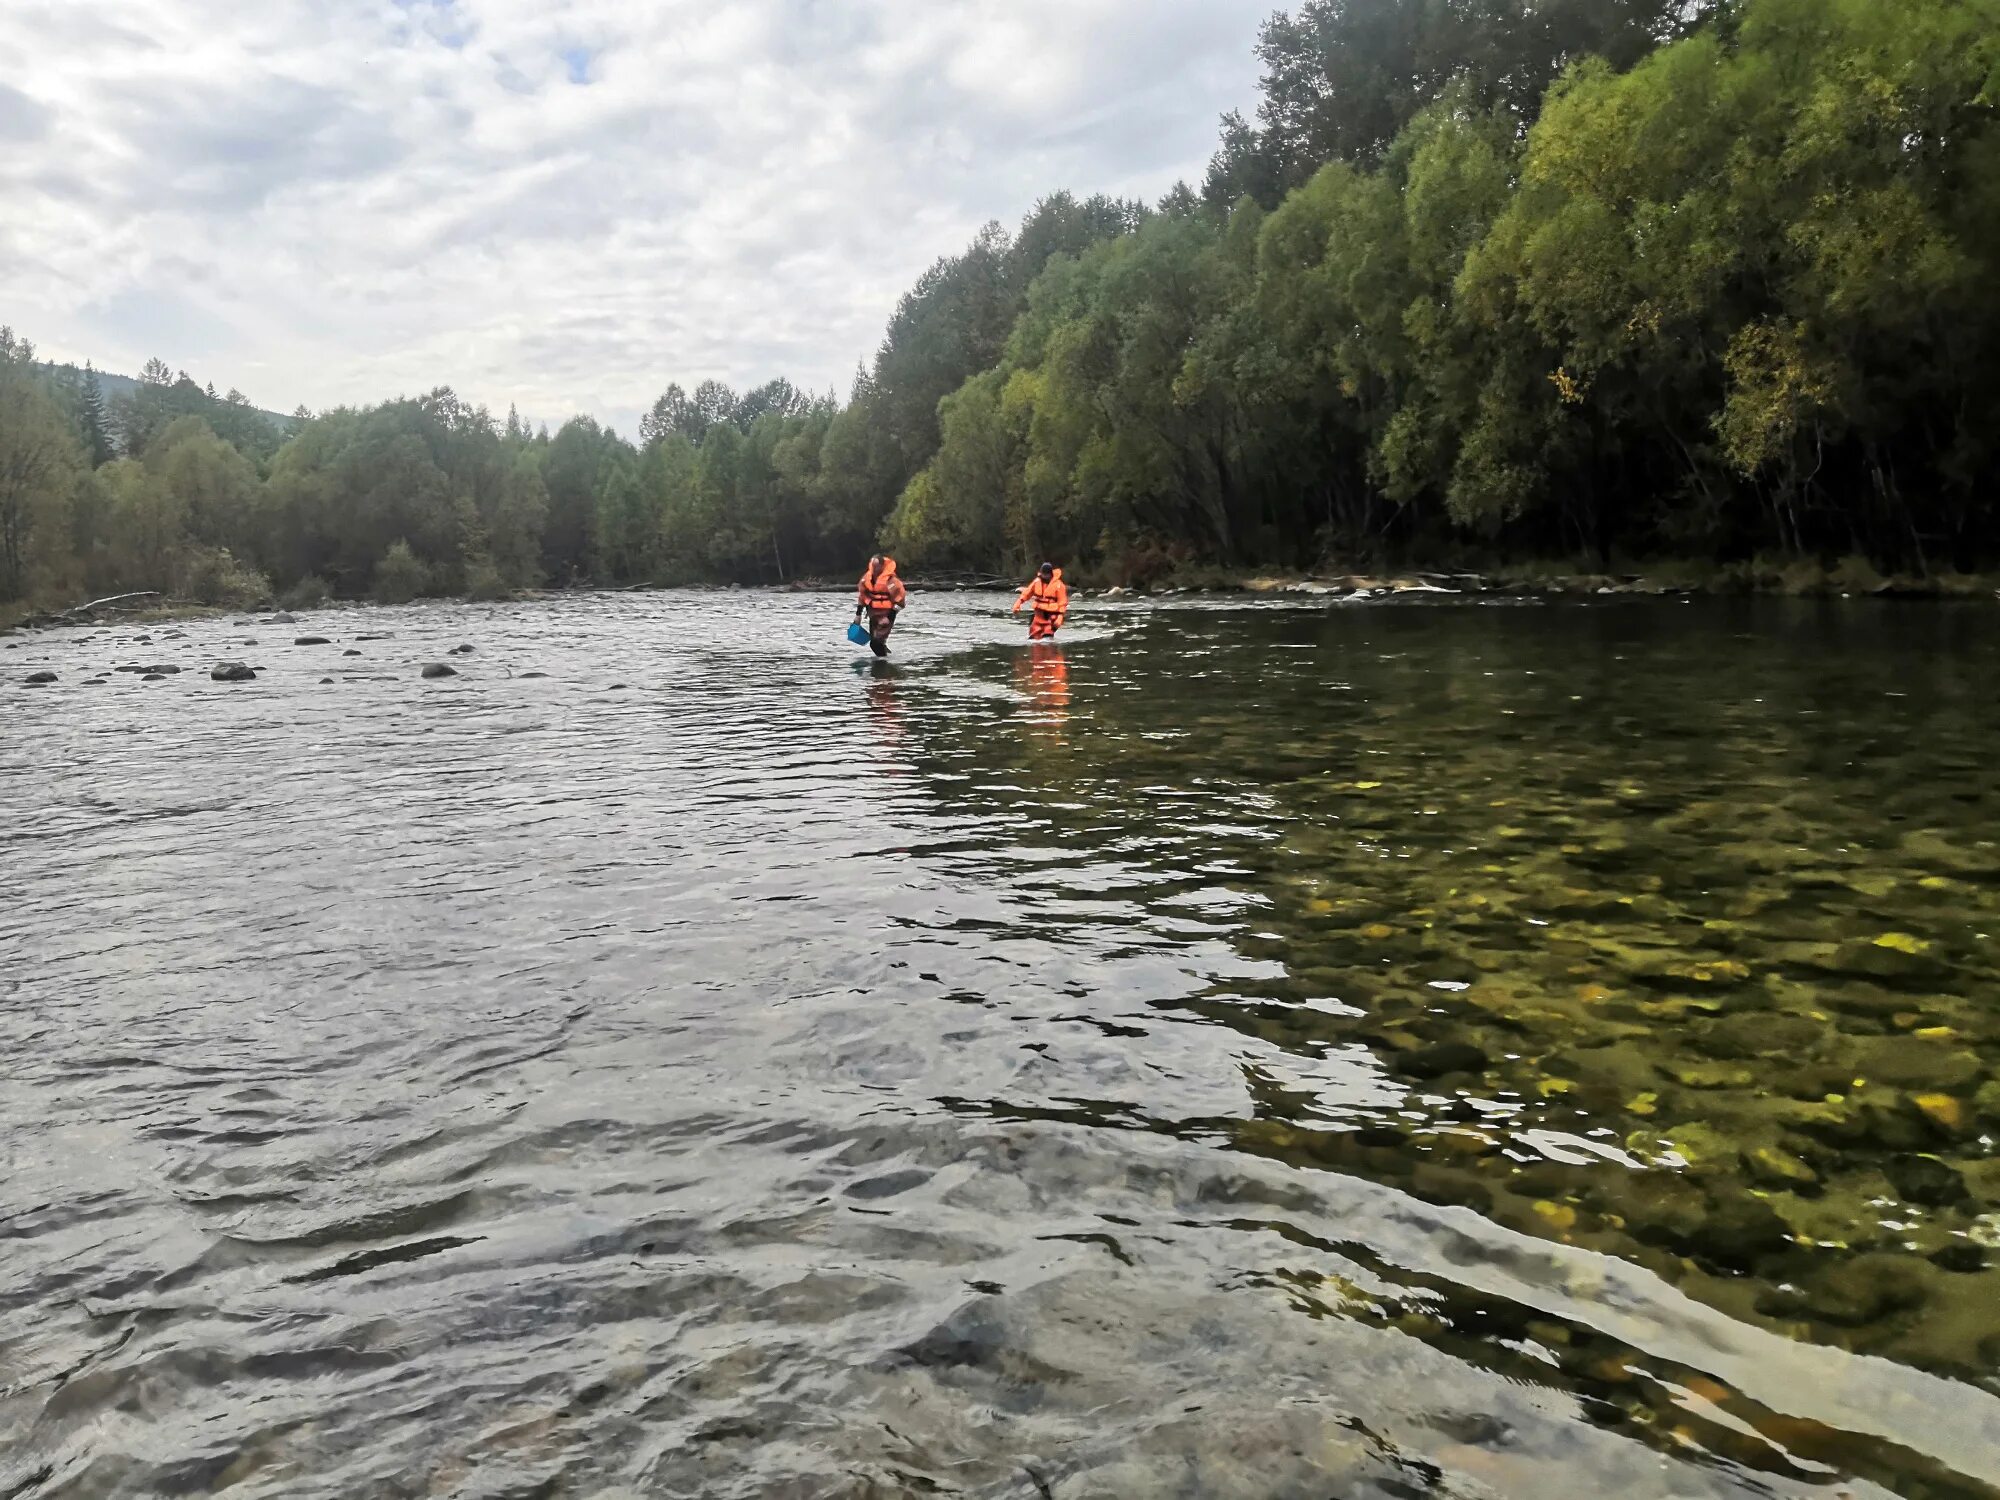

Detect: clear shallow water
[3,591,1998,1499]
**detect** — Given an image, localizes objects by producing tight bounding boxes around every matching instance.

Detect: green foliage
[180,546,270,607]
[371,539,431,605]
[0,328,87,601]
[278,573,332,610]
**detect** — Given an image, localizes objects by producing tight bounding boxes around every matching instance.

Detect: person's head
[869,553,885,575]
[1038,562,1053,581]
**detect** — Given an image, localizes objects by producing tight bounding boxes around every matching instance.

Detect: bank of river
[4,591,1997,1498]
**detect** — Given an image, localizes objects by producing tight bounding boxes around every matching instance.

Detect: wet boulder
[518,671,548,679]
[140,664,181,675]
[211,661,257,682]
[261,612,298,624]
[293,636,332,646]
[23,670,56,684]
[420,662,457,679]
[448,643,475,655]
[342,649,361,657]
[142,674,168,682]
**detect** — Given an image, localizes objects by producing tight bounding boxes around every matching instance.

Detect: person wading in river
[856,554,906,658]
[1012,562,1068,640]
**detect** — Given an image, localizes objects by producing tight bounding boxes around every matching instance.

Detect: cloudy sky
[1,0,1271,435]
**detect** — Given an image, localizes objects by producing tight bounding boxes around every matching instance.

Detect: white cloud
[0,0,1268,435]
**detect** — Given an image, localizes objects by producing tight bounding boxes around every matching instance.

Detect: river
[4,590,1998,1499]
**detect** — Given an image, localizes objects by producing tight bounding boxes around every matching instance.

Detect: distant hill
[37,362,295,435]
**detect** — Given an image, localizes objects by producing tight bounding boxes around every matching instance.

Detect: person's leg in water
[870,607,897,656]
[1028,612,1056,641]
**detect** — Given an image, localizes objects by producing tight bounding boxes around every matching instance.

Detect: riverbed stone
[1744,1145,1820,1189]
[342,649,361,656]
[1852,1035,1982,1092]
[1885,1155,1969,1207]
[294,635,331,646]
[142,673,167,682]
[1757,1254,1931,1326]
[421,662,457,678]
[211,661,257,682]
[1393,1041,1489,1080]
[448,643,475,654]
[24,670,56,683]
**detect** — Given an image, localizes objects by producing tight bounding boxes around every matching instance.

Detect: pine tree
[80,363,112,466]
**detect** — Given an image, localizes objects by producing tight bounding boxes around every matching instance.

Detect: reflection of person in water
[1013,642,1070,742]
[860,660,906,759]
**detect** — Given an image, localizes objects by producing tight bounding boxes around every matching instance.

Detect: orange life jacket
[858,558,906,612]
[1015,569,1068,619]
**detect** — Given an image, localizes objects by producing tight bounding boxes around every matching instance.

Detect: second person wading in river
[1013,563,1068,640]
[856,554,906,657]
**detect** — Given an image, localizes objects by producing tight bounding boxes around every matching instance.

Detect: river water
[4,590,1998,1499]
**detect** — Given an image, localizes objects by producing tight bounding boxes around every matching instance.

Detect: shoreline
[8,566,1997,635]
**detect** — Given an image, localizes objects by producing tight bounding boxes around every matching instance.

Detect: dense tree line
[3,0,1995,612]
[888,0,2000,577]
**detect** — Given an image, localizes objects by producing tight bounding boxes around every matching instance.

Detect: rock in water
[1394,1041,1489,1080]
[1886,1154,1969,1207]
[142,674,168,682]
[261,612,298,624]
[23,671,56,684]
[211,661,257,682]
[342,649,361,657]
[141,664,181,675]
[518,671,549,679]
[421,663,457,679]
[294,636,332,646]
[448,643,475,655]
[319,677,334,685]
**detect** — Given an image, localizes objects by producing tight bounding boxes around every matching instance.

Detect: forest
[2,0,1996,612]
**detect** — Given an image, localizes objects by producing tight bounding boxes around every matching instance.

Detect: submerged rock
[518,671,549,679]
[1885,1155,1969,1207]
[421,663,457,679]
[1757,1254,1931,1326]
[142,673,168,682]
[342,649,361,657]
[319,677,334,685]
[1853,1035,1982,1092]
[1743,1144,1820,1189]
[294,635,332,646]
[448,643,475,655]
[211,661,257,682]
[1394,1041,1489,1080]
[23,670,56,684]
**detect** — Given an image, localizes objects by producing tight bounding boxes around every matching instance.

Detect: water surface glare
[4,591,1999,1499]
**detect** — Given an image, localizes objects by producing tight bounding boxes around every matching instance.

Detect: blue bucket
[846,621,871,647]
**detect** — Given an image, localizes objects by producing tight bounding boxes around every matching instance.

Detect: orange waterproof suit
[1013,567,1068,639]
[857,557,906,656]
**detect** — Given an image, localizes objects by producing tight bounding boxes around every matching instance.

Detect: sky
[0,0,1272,436]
